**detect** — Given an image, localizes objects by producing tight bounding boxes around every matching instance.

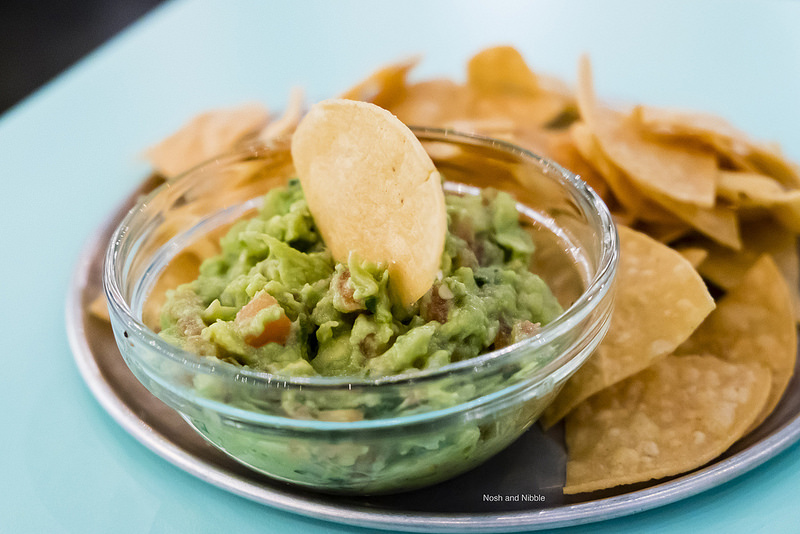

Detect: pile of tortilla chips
[93,45,799,495]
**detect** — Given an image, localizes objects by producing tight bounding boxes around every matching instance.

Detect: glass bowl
[103,128,618,495]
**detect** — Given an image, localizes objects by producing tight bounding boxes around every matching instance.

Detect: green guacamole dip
[159,178,562,378]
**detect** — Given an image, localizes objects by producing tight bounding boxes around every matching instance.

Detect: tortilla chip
[717,170,794,206]
[677,255,797,430]
[714,170,800,233]
[145,103,270,177]
[257,87,305,143]
[88,294,110,322]
[648,191,742,250]
[633,219,692,245]
[517,128,609,199]
[143,251,205,330]
[572,121,741,250]
[634,105,800,189]
[570,122,669,221]
[470,93,571,131]
[468,46,574,126]
[385,46,572,135]
[540,225,715,427]
[577,58,717,209]
[573,58,742,249]
[564,354,771,494]
[338,56,419,108]
[467,45,540,95]
[389,79,474,128]
[692,219,800,320]
[745,145,800,189]
[291,99,446,305]
[599,110,719,208]
[676,247,709,268]
[633,106,752,165]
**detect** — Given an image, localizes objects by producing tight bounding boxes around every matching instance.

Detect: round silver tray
[66,178,800,533]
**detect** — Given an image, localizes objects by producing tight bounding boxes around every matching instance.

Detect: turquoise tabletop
[2,0,800,532]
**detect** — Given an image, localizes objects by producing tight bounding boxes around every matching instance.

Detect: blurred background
[0,0,165,113]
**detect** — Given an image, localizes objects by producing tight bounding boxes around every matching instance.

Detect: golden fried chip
[571,121,742,249]
[696,222,795,290]
[692,220,800,320]
[291,99,446,305]
[143,251,206,329]
[467,45,540,95]
[634,105,747,139]
[650,192,741,250]
[338,56,419,108]
[777,250,800,322]
[632,105,753,167]
[577,58,717,209]
[717,170,793,207]
[598,111,719,208]
[388,79,474,128]
[469,93,570,131]
[744,145,800,189]
[633,219,692,245]
[516,128,609,199]
[257,87,305,143]
[678,255,797,430]
[145,103,270,177]
[447,120,518,143]
[564,354,771,494]
[675,246,709,268]
[541,225,715,427]
[88,294,110,322]
[634,105,800,188]
[387,47,571,133]
[572,58,742,249]
[717,170,800,232]
[465,46,573,129]
[570,122,669,221]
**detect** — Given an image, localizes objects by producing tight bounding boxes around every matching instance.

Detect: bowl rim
[103,126,619,391]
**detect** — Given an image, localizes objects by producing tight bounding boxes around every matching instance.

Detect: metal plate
[66,182,800,533]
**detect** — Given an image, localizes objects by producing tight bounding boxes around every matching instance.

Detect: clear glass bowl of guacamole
[103,128,618,495]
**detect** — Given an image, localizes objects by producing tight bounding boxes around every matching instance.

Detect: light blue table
[2,1,799,532]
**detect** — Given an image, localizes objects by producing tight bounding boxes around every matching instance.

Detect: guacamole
[159,178,562,378]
